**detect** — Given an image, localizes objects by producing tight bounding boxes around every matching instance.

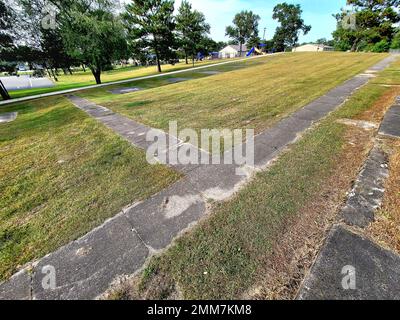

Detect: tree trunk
[185,52,189,65]
[240,42,243,57]
[82,64,86,72]
[91,68,102,84]
[0,80,11,100]
[351,38,360,52]
[154,51,162,73]
[192,54,195,67]
[68,67,73,75]
[50,69,58,82]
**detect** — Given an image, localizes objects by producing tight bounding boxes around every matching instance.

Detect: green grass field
[0,97,181,280]
[80,52,387,136]
[7,59,231,99]
[117,55,399,300]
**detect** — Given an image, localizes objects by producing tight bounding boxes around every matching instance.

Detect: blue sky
[175,0,349,43]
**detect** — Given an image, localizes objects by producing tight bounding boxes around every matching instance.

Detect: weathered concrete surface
[0,112,18,123]
[197,71,221,75]
[342,147,389,228]
[0,270,31,300]
[299,225,400,300]
[0,56,396,300]
[109,87,141,94]
[167,78,192,84]
[379,105,400,139]
[125,179,206,250]
[33,215,149,300]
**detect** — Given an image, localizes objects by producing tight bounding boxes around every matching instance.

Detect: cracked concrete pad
[0,112,18,123]
[109,87,141,94]
[167,78,191,84]
[187,163,250,201]
[379,105,400,138]
[124,179,206,250]
[299,225,400,300]
[31,216,148,300]
[368,55,399,71]
[342,147,389,228]
[198,71,221,75]
[0,270,31,300]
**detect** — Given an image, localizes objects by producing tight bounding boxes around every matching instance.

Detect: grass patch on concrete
[82,52,386,135]
[117,57,399,300]
[0,97,180,281]
[8,59,228,99]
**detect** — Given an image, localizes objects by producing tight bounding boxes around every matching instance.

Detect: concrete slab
[379,105,400,138]
[187,163,249,201]
[109,87,142,94]
[0,270,31,300]
[31,215,148,300]
[167,78,191,84]
[342,147,389,228]
[0,112,18,123]
[299,225,400,300]
[197,71,222,75]
[125,180,206,250]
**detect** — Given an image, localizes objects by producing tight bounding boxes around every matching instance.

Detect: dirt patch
[246,127,374,300]
[367,139,400,254]
[356,87,400,123]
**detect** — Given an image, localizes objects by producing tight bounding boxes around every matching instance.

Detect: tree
[332,0,400,52]
[52,0,127,84]
[124,0,176,73]
[391,29,400,49]
[226,11,260,56]
[0,0,15,99]
[272,3,311,52]
[176,0,210,65]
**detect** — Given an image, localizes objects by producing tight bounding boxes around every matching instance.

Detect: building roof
[221,45,249,53]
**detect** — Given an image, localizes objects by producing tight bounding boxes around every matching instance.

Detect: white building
[292,44,335,52]
[219,45,248,59]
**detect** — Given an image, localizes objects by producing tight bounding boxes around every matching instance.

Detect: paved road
[0,76,54,90]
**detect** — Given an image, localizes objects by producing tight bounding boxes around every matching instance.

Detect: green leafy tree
[225,11,260,56]
[0,0,15,99]
[272,3,311,52]
[48,0,127,84]
[333,0,400,52]
[176,0,210,65]
[391,29,400,49]
[124,0,176,73]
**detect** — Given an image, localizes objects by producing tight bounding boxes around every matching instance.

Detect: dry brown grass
[247,127,374,300]
[355,87,400,123]
[368,139,400,254]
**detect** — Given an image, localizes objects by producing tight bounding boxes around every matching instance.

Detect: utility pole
[263,27,267,41]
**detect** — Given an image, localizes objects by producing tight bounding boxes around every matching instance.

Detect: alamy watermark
[341,265,356,290]
[341,10,357,31]
[146,121,255,176]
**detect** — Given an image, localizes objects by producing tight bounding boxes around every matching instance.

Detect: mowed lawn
[80,52,386,135]
[0,97,181,280]
[115,55,399,300]
[8,59,229,99]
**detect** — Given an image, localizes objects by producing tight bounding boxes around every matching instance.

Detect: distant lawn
[80,52,387,135]
[7,59,230,99]
[0,97,181,281]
